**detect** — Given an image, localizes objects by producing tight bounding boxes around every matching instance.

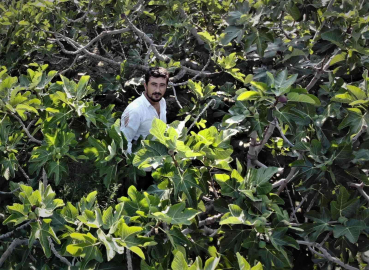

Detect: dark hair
[145,67,169,85]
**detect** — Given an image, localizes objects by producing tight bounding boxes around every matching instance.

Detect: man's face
[144,76,167,103]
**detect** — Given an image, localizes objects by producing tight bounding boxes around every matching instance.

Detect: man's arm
[120,109,140,154]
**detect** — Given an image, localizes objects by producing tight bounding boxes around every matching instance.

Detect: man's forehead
[147,77,167,84]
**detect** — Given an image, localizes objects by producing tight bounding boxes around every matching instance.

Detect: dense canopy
[1,0,369,269]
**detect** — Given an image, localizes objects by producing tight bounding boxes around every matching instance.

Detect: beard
[147,92,162,102]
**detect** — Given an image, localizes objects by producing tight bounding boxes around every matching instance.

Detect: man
[120,67,169,154]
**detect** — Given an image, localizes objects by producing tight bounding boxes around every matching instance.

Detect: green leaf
[47,160,67,186]
[150,118,167,145]
[333,219,366,244]
[29,219,60,258]
[172,169,202,204]
[67,232,103,269]
[238,91,261,101]
[237,252,251,270]
[258,245,292,269]
[76,75,90,100]
[330,186,359,220]
[346,85,367,100]
[97,229,124,261]
[321,29,344,47]
[287,92,321,105]
[198,31,215,44]
[204,257,220,270]
[151,202,200,225]
[274,70,298,95]
[133,140,169,169]
[171,251,188,270]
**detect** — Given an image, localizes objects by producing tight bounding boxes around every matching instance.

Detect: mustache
[152,93,161,95]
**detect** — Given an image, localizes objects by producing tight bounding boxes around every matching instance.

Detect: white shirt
[120,94,167,153]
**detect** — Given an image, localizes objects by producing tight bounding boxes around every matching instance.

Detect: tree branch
[279,11,292,39]
[0,187,20,195]
[275,118,294,147]
[311,0,335,45]
[0,239,29,267]
[126,249,133,270]
[18,165,31,184]
[10,113,42,145]
[297,240,359,270]
[352,125,367,142]
[0,220,32,241]
[66,0,92,23]
[178,8,205,45]
[348,182,369,204]
[48,237,72,266]
[123,15,170,63]
[306,51,339,91]
[188,99,216,132]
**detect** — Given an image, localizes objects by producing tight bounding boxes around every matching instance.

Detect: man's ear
[144,83,147,91]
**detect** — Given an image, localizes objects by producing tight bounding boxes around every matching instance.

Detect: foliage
[1,0,369,269]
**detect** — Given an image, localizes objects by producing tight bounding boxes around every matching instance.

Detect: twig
[48,237,72,266]
[297,240,359,270]
[319,231,332,246]
[169,84,183,109]
[188,99,216,132]
[275,118,294,147]
[0,239,29,267]
[171,52,213,87]
[18,165,31,184]
[276,167,299,195]
[0,221,32,240]
[126,250,133,270]
[305,191,320,222]
[10,113,42,145]
[279,11,292,39]
[306,51,339,91]
[352,125,367,143]
[123,15,170,63]
[286,188,299,222]
[66,0,92,23]
[348,182,369,204]
[311,0,335,45]
[198,213,223,227]
[0,187,20,195]
[290,194,308,221]
[247,119,277,169]
[59,54,84,76]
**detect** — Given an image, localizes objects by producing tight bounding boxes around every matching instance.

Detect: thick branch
[247,120,277,169]
[126,249,133,270]
[48,237,71,266]
[10,114,42,144]
[348,182,369,203]
[0,239,29,267]
[123,15,170,63]
[297,240,359,270]
[0,220,32,240]
[306,51,339,91]
[178,8,205,45]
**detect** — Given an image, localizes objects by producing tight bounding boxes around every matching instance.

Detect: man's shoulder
[125,95,146,111]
